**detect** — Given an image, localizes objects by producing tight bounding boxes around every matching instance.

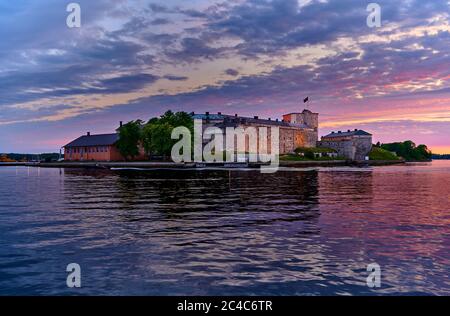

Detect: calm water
[0,161,449,296]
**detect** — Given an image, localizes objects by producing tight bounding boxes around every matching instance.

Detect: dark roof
[191,113,309,128]
[65,133,119,147]
[192,114,225,120]
[322,129,372,138]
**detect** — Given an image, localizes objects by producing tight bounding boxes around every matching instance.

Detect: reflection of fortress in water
[62,168,321,224]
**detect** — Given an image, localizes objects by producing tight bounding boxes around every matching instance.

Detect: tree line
[116,111,194,160]
[432,154,450,160]
[0,153,60,162]
[374,140,432,161]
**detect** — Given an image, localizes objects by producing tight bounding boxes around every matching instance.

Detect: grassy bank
[369,147,400,161]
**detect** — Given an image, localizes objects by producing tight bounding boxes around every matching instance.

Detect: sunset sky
[0,0,449,153]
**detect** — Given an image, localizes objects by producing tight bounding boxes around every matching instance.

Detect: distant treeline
[432,154,450,160]
[1,153,60,162]
[374,141,432,161]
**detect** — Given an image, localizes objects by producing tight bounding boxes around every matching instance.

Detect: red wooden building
[64,132,145,161]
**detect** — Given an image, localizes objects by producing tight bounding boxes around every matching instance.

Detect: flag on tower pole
[303,96,309,103]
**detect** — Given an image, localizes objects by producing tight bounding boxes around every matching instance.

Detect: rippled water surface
[0,161,449,295]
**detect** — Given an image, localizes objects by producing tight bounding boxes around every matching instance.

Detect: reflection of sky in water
[0,161,449,295]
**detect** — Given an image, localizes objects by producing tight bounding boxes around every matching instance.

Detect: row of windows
[67,146,109,154]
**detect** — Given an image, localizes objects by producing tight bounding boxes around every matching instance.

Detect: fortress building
[193,109,319,155]
[63,108,373,162]
[318,129,373,161]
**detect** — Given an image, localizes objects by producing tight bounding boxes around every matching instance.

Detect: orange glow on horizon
[430,146,450,155]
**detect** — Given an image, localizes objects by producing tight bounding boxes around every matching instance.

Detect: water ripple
[0,162,449,295]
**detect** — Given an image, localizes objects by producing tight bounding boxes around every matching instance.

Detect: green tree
[116,120,143,160]
[142,111,194,158]
[381,141,432,161]
[416,144,432,160]
[142,122,173,157]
